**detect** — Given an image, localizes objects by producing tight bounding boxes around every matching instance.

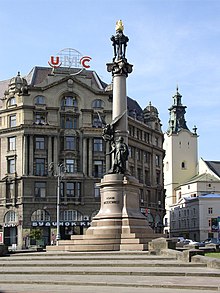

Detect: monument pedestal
[47,174,159,252]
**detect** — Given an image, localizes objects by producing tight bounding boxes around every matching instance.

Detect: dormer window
[61,96,77,107]
[8,97,16,107]
[92,99,104,109]
[35,95,45,105]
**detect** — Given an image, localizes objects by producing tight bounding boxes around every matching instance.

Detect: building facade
[0,66,165,248]
[170,194,220,241]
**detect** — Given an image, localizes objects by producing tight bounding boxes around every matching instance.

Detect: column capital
[106,60,133,77]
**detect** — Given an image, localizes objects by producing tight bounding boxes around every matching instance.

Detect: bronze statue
[111,20,129,62]
[97,110,129,174]
[106,136,129,174]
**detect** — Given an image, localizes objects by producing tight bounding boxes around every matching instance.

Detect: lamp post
[49,162,66,245]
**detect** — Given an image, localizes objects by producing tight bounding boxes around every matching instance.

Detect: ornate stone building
[0,66,164,248]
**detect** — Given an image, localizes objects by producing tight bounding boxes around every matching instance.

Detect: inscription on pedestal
[104,196,119,205]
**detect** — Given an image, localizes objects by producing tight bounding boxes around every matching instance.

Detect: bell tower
[163,87,198,235]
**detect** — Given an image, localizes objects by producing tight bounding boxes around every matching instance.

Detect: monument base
[47,174,161,252]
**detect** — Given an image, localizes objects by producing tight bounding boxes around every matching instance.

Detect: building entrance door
[4,226,17,246]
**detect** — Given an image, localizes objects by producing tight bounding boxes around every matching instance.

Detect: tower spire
[167,87,189,134]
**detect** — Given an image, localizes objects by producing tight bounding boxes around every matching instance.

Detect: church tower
[163,87,198,235]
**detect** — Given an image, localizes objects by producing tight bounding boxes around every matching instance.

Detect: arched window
[60,210,83,221]
[92,99,104,109]
[34,95,45,105]
[7,97,16,107]
[31,209,50,221]
[61,96,77,107]
[4,210,18,223]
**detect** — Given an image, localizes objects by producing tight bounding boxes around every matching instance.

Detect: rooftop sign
[48,48,92,75]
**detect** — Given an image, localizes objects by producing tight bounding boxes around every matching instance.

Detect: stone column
[53,136,58,167]
[22,135,28,175]
[83,137,87,175]
[48,136,52,165]
[29,136,33,175]
[112,74,128,139]
[88,138,93,177]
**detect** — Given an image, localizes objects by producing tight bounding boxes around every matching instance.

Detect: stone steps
[0,251,219,292]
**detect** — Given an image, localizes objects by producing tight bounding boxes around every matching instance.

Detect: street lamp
[49,162,66,245]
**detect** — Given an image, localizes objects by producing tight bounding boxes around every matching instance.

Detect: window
[35,158,46,176]
[8,97,16,106]
[65,182,81,201]
[137,168,142,182]
[208,207,213,214]
[60,182,64,200]
[94,160,104,178]
[75,182,81,198]
[155,155,160,167]
[65,159,77,173]
[8,137,16,151]
[61,96,77,107]
[35,95,45,105]
[137,129,141,140]
[31,209,50,221]
[92,99,104,108]
[130,146,135,159]
[61,116,77,129]
[65,136,76,150]
[35,112,46,125]
[8,158,15,173]
[92,114,102,128]
[66,182,74,199]
[35,137,45,150]
[6,183,14,200]
[4,211,17,223]
[93,138,103,152]
[156,171,161,185]
[94,184,100,198]
[60,210,83,221]
[9,115,16,127]
[137,149,141,161]
[34,182,46,198]
[181,161,186,169]
[144,132,150,143]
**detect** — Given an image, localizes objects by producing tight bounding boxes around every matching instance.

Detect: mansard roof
[0,67,162,131]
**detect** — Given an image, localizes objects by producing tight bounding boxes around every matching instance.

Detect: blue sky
[0,0,220,160]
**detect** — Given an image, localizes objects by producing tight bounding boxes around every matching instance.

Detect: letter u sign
[48,56,62,68]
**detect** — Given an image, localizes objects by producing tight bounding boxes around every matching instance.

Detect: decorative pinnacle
[115,20,124,32]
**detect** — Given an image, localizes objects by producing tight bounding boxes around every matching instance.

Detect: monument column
[86,20,155,248]
[47,21,157,253]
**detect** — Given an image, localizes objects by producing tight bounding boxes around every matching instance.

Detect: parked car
[176,238,201,247]
[202,238,220,245]
[182,239,200,246]
[176,237,198,247]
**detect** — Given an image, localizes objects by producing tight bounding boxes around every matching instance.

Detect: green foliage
[205,252,220,258]
[29,228,42,241]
